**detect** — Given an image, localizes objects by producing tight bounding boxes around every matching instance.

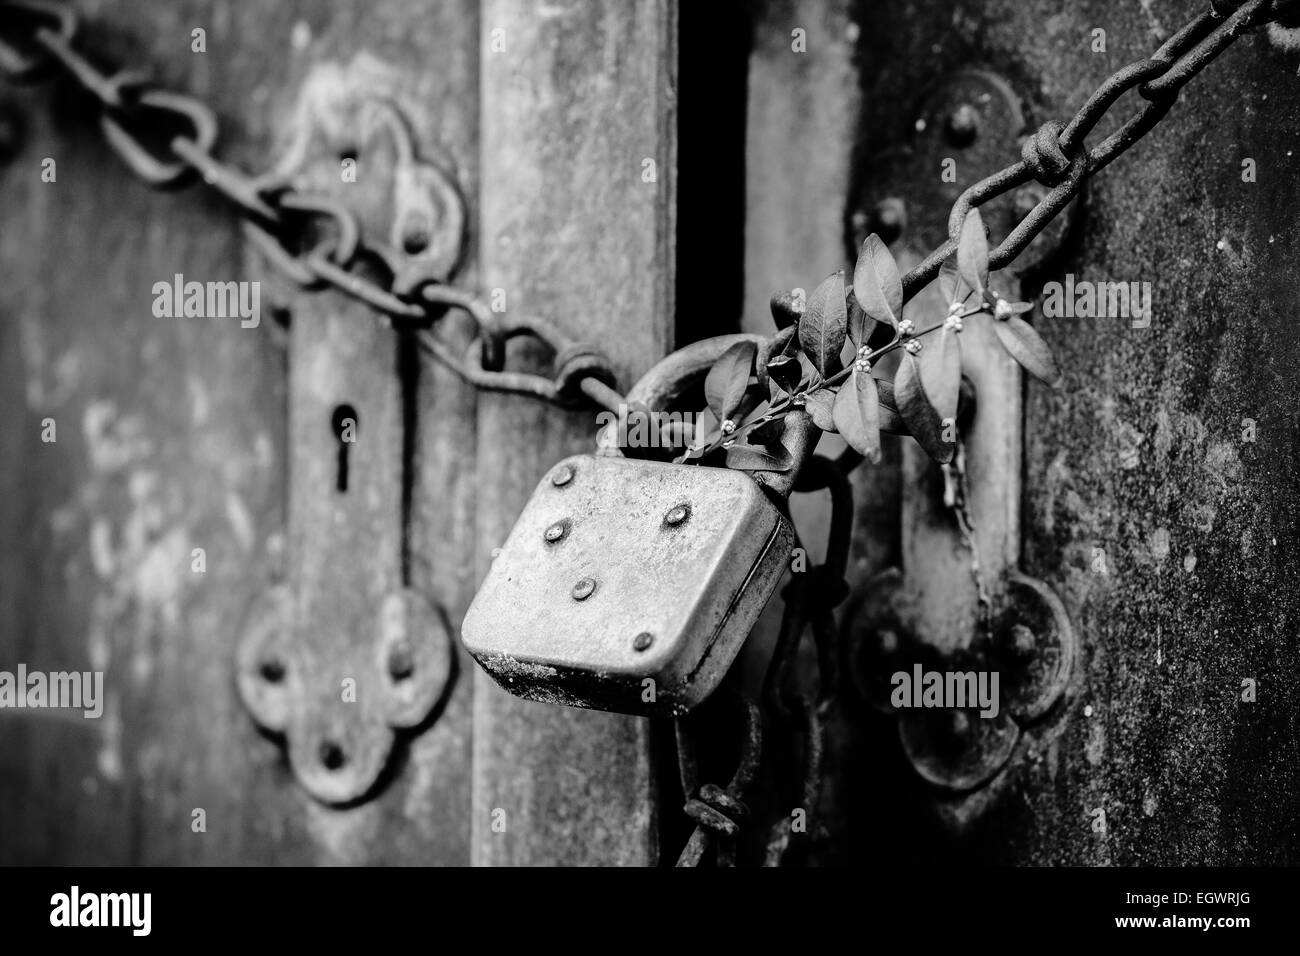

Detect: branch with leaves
[673,207,1061,471]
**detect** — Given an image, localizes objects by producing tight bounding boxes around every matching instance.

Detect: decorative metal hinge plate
[236,81,463,805]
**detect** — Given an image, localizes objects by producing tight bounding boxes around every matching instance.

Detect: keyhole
[319,740,347,771]
[331,405,359,493]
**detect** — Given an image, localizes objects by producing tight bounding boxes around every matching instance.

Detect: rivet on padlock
[461,335,821,716]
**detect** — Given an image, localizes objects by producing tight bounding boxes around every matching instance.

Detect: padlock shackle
[624,334,766,412]
[602,334,820,499]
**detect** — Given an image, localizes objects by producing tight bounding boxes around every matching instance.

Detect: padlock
[461,335,819,716]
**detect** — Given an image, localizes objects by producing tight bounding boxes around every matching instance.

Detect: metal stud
[663,503,690,527]
[944,103,980,146]
[572,577,597,601]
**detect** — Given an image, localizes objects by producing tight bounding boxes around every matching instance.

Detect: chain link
[0,0,622,409]
[674,692,763,867]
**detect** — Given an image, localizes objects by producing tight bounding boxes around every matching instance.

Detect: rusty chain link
[672,453,851,868]
[760,455,850,866]
[674,692,763,867]
[0,0,624,413]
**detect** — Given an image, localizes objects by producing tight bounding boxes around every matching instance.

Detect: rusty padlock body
[462,335,818,716]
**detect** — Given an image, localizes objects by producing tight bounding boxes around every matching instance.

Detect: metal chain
[897,0,1290,302]
[6,0,1292,871]
[741,0,1291,864]
[0,0,625,413]
[3,0,1292,414]
[670,452,852,868]
[674,692,763,867]
[759,454,851,866]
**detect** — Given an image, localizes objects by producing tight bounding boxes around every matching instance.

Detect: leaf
[938,256,962,309]
[733,390,763,428]
[704,341,756,424]
[725,443,794,473]
[748,416,786,446]
[803,388,837,433]
[796,350,820,386]
[876,379,905,435]
[876,378,896,408]
[846,291,876,348]
[659,419,693,450]
[694,406,719,436]
[957,209,989,301]
[878,404,906,435]
[852,234,902,328]
[687,407,721,454]
[799,271,848,377]
[766,354,802,394]
[920,326,963,425]
[894,352,955,464]
[770,291,803,330]
[832,367,882,463]
[781,323,803,357]
[992,315,1061,386]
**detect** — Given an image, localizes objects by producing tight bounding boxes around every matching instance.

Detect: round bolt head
[871,197,907,244]
[551,464,574,487]
[993,572,1076,722]
[944,103,980,147]
[572,577,597,601]
[947,709,972,736]
[544,518,570,543]
[899,708,1019,793]
[664,503,691,527]
[1010,623,1037,657]
[875,628,900,657]
[632,632,654,652]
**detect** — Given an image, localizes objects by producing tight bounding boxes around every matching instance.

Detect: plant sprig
[661,208,1061,471]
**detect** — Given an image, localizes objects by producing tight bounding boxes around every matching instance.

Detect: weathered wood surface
[0,0,478,865]
[472,0,676,866]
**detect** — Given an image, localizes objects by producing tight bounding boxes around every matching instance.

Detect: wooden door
[4,0,1298,867]
[0,0,672,866]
